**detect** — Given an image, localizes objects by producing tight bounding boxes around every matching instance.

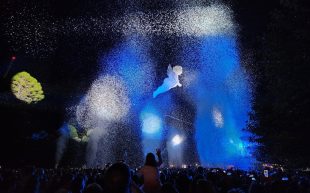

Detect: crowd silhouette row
[0,150,309,193]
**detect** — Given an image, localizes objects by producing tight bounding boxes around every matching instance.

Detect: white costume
[153,65,183,98]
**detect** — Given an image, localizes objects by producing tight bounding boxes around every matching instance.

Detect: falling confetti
[3,7,58,57]
[212,107,224,128]
[2,4,235,57]
[76,75,131,129]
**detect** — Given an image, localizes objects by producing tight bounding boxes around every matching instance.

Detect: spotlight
[141,111,162,135]
[172,135,183,146]
[11,56,16,61]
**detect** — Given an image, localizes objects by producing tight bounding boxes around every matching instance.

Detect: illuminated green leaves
[11,71,44,104]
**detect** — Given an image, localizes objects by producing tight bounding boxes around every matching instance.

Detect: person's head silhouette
[104,162,131,193]
[145,153,157,167]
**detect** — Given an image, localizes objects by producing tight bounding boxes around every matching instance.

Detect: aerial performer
[153,65,183,98]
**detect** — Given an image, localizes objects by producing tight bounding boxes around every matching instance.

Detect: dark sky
[0,0,282,167]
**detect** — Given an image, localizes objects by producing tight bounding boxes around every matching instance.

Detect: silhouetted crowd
[0,151,309,193]
[1,164,310,193]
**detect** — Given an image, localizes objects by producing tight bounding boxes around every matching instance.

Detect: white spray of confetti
[212,107,224,128]
[114,5,234,37]
[76,75,130,127]
[75,75,131,166]
[55,133,68,168]
[2,4,235,57]
[175,5,235,36]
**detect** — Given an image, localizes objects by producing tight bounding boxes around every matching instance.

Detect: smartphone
[282,177,288,181]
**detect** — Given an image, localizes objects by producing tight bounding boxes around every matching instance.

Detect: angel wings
[153,65,183,98]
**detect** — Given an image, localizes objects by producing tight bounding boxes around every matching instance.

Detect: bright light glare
[172,135,183,146]
[141,113,162,134]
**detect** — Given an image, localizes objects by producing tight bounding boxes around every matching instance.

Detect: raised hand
[156,148,161,156]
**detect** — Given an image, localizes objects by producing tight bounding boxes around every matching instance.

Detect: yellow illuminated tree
[11,71,44,104]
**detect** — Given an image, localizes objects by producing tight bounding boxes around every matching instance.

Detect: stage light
[181,164,187,168]
[172,134,183,146]
[141,112,162,134]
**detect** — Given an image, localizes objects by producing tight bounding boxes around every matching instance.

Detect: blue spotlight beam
[180,35,255,169]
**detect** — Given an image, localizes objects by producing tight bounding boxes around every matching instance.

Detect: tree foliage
[248,0,310,168]
[11,71,44,104]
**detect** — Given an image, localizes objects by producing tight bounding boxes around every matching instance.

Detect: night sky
[0,0,289,167]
